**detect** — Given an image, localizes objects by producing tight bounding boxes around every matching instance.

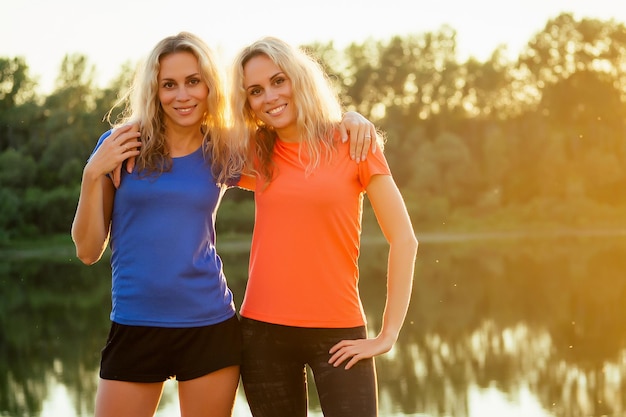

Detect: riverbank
[3,227,626,260]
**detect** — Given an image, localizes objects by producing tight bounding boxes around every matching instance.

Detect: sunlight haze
[4,0,626,93]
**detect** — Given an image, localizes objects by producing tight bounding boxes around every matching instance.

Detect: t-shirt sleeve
[358,147,391,188]
[237,173,256,191]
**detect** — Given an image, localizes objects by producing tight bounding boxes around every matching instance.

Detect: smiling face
[243,54,298,142]
[158,51,209,131]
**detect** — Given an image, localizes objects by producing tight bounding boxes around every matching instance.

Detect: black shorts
[100,315,242,382]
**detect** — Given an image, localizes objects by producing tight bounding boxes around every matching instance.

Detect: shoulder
[95,129,113,148]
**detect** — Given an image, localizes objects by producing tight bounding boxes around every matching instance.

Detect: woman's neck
[165,126,204,157]
[275,125,299,143]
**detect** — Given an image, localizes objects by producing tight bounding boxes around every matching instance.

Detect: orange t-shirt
[238,136,391,328]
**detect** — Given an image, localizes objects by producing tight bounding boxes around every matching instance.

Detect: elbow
[73,240,104,265]
[75,250,101,265]
[405,230,419,255]
[71,228,107,265]
[389,230,418,260]
[411,237,419,258]
[387,229,418,255]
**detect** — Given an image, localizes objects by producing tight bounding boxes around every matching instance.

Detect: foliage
[1,13,626,242]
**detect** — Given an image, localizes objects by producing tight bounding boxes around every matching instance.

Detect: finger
[343,355,362,370]
[329,351,350,367]
[357,132,371,162]
[126,155,137,174]
[120,136,141,149]
[328,348,344,364]
[329,340,347,355]
[119,138,142,155]
[112,164,121,189]
[114,124,141,146]
[349,128,362,162]
[339,122,349,143]
[111,123,135,141]
[370,127,377,154]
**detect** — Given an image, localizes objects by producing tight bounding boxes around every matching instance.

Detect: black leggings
[240,317,378,417]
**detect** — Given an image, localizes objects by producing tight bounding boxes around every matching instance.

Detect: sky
[4,0,626,94]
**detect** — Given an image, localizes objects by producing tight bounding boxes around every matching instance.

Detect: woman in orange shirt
[232,37,418,417]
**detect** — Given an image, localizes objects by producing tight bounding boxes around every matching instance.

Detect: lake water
[2,232,626,417]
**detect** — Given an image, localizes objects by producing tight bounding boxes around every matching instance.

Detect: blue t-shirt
[93,130,235,327]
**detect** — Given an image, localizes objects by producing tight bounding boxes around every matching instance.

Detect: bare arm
[71,124,141,264]
[329,174,418,369]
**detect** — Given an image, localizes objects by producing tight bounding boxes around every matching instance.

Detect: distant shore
[3,227,625,260]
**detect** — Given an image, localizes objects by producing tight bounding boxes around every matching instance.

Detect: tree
[0,57,37,151]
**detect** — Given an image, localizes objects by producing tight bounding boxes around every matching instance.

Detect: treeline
[2,13,626,245]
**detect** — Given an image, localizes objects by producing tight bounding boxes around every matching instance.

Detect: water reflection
[2,234,626,416]
[0,255,108,417]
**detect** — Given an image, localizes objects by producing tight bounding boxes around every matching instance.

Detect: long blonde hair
[230,36,343,183]
[109,32,246,183]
